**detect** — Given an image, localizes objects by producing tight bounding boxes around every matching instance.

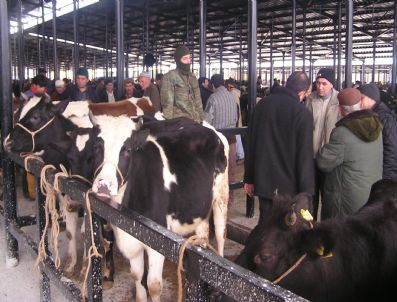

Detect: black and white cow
[89,114,229,302]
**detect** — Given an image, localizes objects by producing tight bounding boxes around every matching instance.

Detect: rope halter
[93,160,126,189]
[15,116,55,153]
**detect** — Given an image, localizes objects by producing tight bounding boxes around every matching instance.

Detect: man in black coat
[359,83,397,181]
[244,71,315,224]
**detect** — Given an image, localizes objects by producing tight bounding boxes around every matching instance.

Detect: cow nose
[93,178,113,197]
[97,183,111,196]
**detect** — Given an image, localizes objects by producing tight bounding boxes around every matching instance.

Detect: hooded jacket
[316,109,383,219]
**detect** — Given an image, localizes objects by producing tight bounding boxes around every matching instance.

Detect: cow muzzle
[92,162,125,197]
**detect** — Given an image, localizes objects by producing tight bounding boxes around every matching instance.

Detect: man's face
[316,78,333,97]
[55,86,65,94]
[203,79,209,88]
[138,77,151,90]
[31,84,47,96]
[106,82,113,92]
[180,54,191,64]
[124,83,134,95]
[76,75,89,90]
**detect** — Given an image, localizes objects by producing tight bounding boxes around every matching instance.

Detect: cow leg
[211,172,229,257]
[101,221,114,290]
[59,194,80,277]
[128,250,147,302]
[146,248,165,302]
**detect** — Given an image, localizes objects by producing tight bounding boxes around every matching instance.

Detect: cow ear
[300,227,334,259]
[50,100,69,116]
[293,192,313,216]
[131,128,150,150]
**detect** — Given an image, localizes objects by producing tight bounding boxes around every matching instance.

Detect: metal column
[291,0,296,73]
[105,6,109,78]
[73,0,79,79]
[345,0,353,88]
[0,0,19,266]
[52,0,59,80]
[37,18,41,69]
[220,33,223,75]
[246,0,257,218]
[337,1,342,90]
[239,23,243,81]
[115,0,125,100]
[270,21,274,85]
[372,37,377,83]
[302,8,306,71]
[17,0,25,81]
[199,0,206,78]
[392,0,397,95]
[309,43,313,83]
[41,0,46,72]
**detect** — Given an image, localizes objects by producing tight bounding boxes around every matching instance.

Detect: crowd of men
[10,45,397,223]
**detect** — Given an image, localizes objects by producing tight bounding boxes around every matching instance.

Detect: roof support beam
[199,0,206,78]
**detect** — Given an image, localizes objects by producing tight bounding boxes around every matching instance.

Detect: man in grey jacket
[316,88,383,219]
[305,68,340,218]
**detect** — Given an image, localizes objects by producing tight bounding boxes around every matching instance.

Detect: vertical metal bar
[247,0,257,218]
[337,1,342,90]
[73,0,79,79]
[333,21,337,74]
[52,0,59,80]
[345,0,353,88]
[270,20,274,86]
[239,22,242,81]
[105,6,109,78]
[302,7,306,71]
[259,41,262,78]
[309,43,313,83]
[36,177,50,301]
[37,17,41,69]
[184,253,210,301]
[372,37,376,83]
[199,0,206,78]
[83,14,87,67]
[291,0,296,73]
[115,0,124,100]
[361,61,365,83]
[42,0,46,72]
[220,33,223,75]
[84,211,103,302]
[282,51,285,84]
[0,0,19,266]
[17,0,25,81]
[392,0,397,95]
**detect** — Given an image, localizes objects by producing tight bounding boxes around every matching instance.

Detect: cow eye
[123,147,132,156]
[254,253,275,266]
[30,113,41,123]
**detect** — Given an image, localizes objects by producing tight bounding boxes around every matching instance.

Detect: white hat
[55,80,65,88]
[139,71,151,79]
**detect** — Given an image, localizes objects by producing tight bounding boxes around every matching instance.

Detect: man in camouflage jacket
[160,45,203,123]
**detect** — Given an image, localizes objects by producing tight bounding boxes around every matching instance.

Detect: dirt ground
[0,163,260,302]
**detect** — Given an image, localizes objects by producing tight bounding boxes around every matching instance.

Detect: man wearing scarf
[160,45,203,122]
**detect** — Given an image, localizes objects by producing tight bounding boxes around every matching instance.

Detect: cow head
[90,113,142,197]
[236,192,314,282]
[4,96,71,153]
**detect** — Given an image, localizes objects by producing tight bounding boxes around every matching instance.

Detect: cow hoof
[103,280,114,290]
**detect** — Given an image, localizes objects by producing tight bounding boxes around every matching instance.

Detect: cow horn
[284,210,297,227]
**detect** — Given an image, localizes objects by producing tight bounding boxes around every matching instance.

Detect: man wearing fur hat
[316,88,383,219]
[305,68,340,218]
[359,83,397,181]
[160,45,203,122]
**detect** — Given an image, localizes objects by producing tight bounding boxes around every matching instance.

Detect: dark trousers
[313,163,325,220]
[258,197,273,225]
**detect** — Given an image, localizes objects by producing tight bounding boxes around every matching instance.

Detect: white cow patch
[76,134,90,151]
[62,101,92,128]
[166,215,204,236]
[146,135,177,191]
[18,95,42,121]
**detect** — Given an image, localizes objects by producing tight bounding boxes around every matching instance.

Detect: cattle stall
[2,146,307,302]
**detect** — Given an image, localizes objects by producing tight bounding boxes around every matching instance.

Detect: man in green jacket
[160,45,203,123]
[316,88,383,219]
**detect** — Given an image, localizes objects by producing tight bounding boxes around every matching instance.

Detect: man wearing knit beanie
[305,67,340,219]
[316,87,383,219]
[70,66,99,102]
[160,45,203,122]
[359,83,397,181]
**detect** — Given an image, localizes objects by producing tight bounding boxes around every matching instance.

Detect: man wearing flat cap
[305,68,340,218]
[359,83,397,181]
[160,45,203,122]
[70,67,99,102]
[316,88,383,219]
[139,71,161,111]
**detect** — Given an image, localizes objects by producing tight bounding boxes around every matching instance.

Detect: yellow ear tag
[300,209,313,221]
[316,245,333,258]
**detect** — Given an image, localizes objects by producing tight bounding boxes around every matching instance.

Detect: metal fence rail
[2,151,307,302]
